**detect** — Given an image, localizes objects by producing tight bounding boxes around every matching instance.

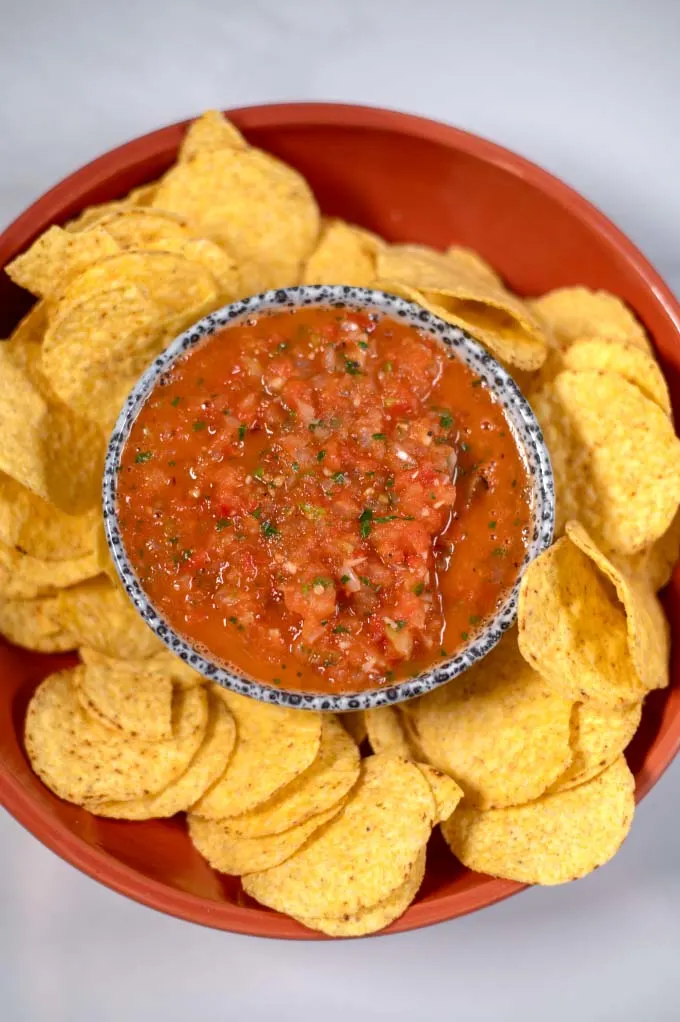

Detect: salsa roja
[118,306,531,693]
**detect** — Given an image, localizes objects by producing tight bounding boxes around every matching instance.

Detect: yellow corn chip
[0,346,105,514]
[549,700,642,793]
[532,370,680,552]
[188,800,345,876]
[365,705,417,759]
[302,218,382,286]
[0,475,98,560]
[85,208,191,249]
[55,577,164,659]
[146,236,242,302]
[80,646,204,688]
[74,656,175,741]
[214,715,359,838]
[242,755,435,918]
[25,668,207,804]
[445,245,503,288]
[415,764,463,824]
[5,226,120,298]
[530,287,651,352]
[178,110,248,162]
[0,541,100,599]
[152,147,320,295]
[376,244,547,370]
[339,711,367,746]
[518,535,647,706]
[442,756,635,885]
[0,594,77,652]
[404,632,572,808]
[90,690,236,819]
[563,337,671,417]
[191,690,322,819]
[566,521,670,694]
[295,847,426,937]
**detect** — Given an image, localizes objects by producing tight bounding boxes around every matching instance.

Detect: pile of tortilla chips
[4,111,679,936]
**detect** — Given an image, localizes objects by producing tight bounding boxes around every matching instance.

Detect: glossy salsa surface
[118,306,531,692]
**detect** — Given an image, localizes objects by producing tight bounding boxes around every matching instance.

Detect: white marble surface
[1,1,680,1019]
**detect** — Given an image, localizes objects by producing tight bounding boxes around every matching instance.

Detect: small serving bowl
[103,284,555,712]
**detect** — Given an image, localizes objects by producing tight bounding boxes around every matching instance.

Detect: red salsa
[119,307,531,692]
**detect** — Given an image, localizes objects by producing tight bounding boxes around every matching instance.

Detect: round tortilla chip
[242,755,435,919]
[146,236,242,302]
[530,287,651,352]
[566,521,670,694]
[549,700,642,793]
[532,370,680,553]
[405,632,573,808]
[0,594,76,652]
[52,250,219,325]
[191,690,322,819]
[618,508,680,592]
[296,847,426,937]
[376,244,547,370]
[25,668,208,805]
[5,225,120,299]
[562,337,671,417]
[415,765,463,824]
[90,691,236,819]
[0,541,100,599]
[79,646,204,688]
[518,535,648,707]
[85,209,191,250]
[0,345,106,515]
[214,715,360,838]
[56,577,164,659]
[445,245,503,288]
[0,475,98,560]
[365,705,417,759]
[74,657,174,741]
[152,146,320,295]
[302,218,382,286]
[188,800,345,876]
[442,756,635,885]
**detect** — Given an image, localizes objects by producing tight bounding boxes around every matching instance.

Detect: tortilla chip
[302,218,382,286]
[90,690,236,819]
[5,226,120,298]
[518,534,648,707]
[0,594,76,652]
[403,632,572,808]
[296,847,426,936]
[415,764,463,824]
[25,668,207,804]
[562,337,671,417]
[376,244,547,370]
[80,646,204,688]
[213,715,359,838]
[191,690,322,819]
[242,755,435,918]
[0,475,98,560]
[73,656,175,741]
[85,208,191,250]
[56,577,164,659]
[549,700,642,793]
[566,521,670,694]
[618,508,680,592]
[530,287,651,352]
[531,370,680,552]
[445,245,503,288]
[42,285,167,426]
[152,146,320,295]
[442,756,635,885]
[365,705,417,759]
[0,541,100,599]
[188,800,345,876]
[147,236,242,301]
[178,110,248,162]
[0,346,105,514]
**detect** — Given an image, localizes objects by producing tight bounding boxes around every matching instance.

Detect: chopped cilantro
[332,471,345,484]
[170,396,180,407]
[299,503,325,520]
[358,341,369,350]
[492,546,507,558]
[317,450,326,462]
[413,582,425,596]
[461,631,469,641]
[488,520,497,529]
[332,624,350,634]
[216,518,232,531]
[372,433,387,440]
[340,574,350,584]
[384,361,393,372]
[311,576,333,589]
[261,520,279,539]
[238,424,247,441]
[253,466,265,479]
[394,620,407,631]
[192,420,206,431]
[292,461,300,472]
[344,358,361,375]
[469,614,482,625]
[135,451,152,463]
[439,412,453,429]
[359,508,373,538]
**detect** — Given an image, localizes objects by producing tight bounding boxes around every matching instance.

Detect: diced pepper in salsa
[118,306,531,692]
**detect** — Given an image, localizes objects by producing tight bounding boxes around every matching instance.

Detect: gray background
[1,1,679,1019]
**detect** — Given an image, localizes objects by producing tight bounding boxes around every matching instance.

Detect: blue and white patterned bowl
[103,285,554,712]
